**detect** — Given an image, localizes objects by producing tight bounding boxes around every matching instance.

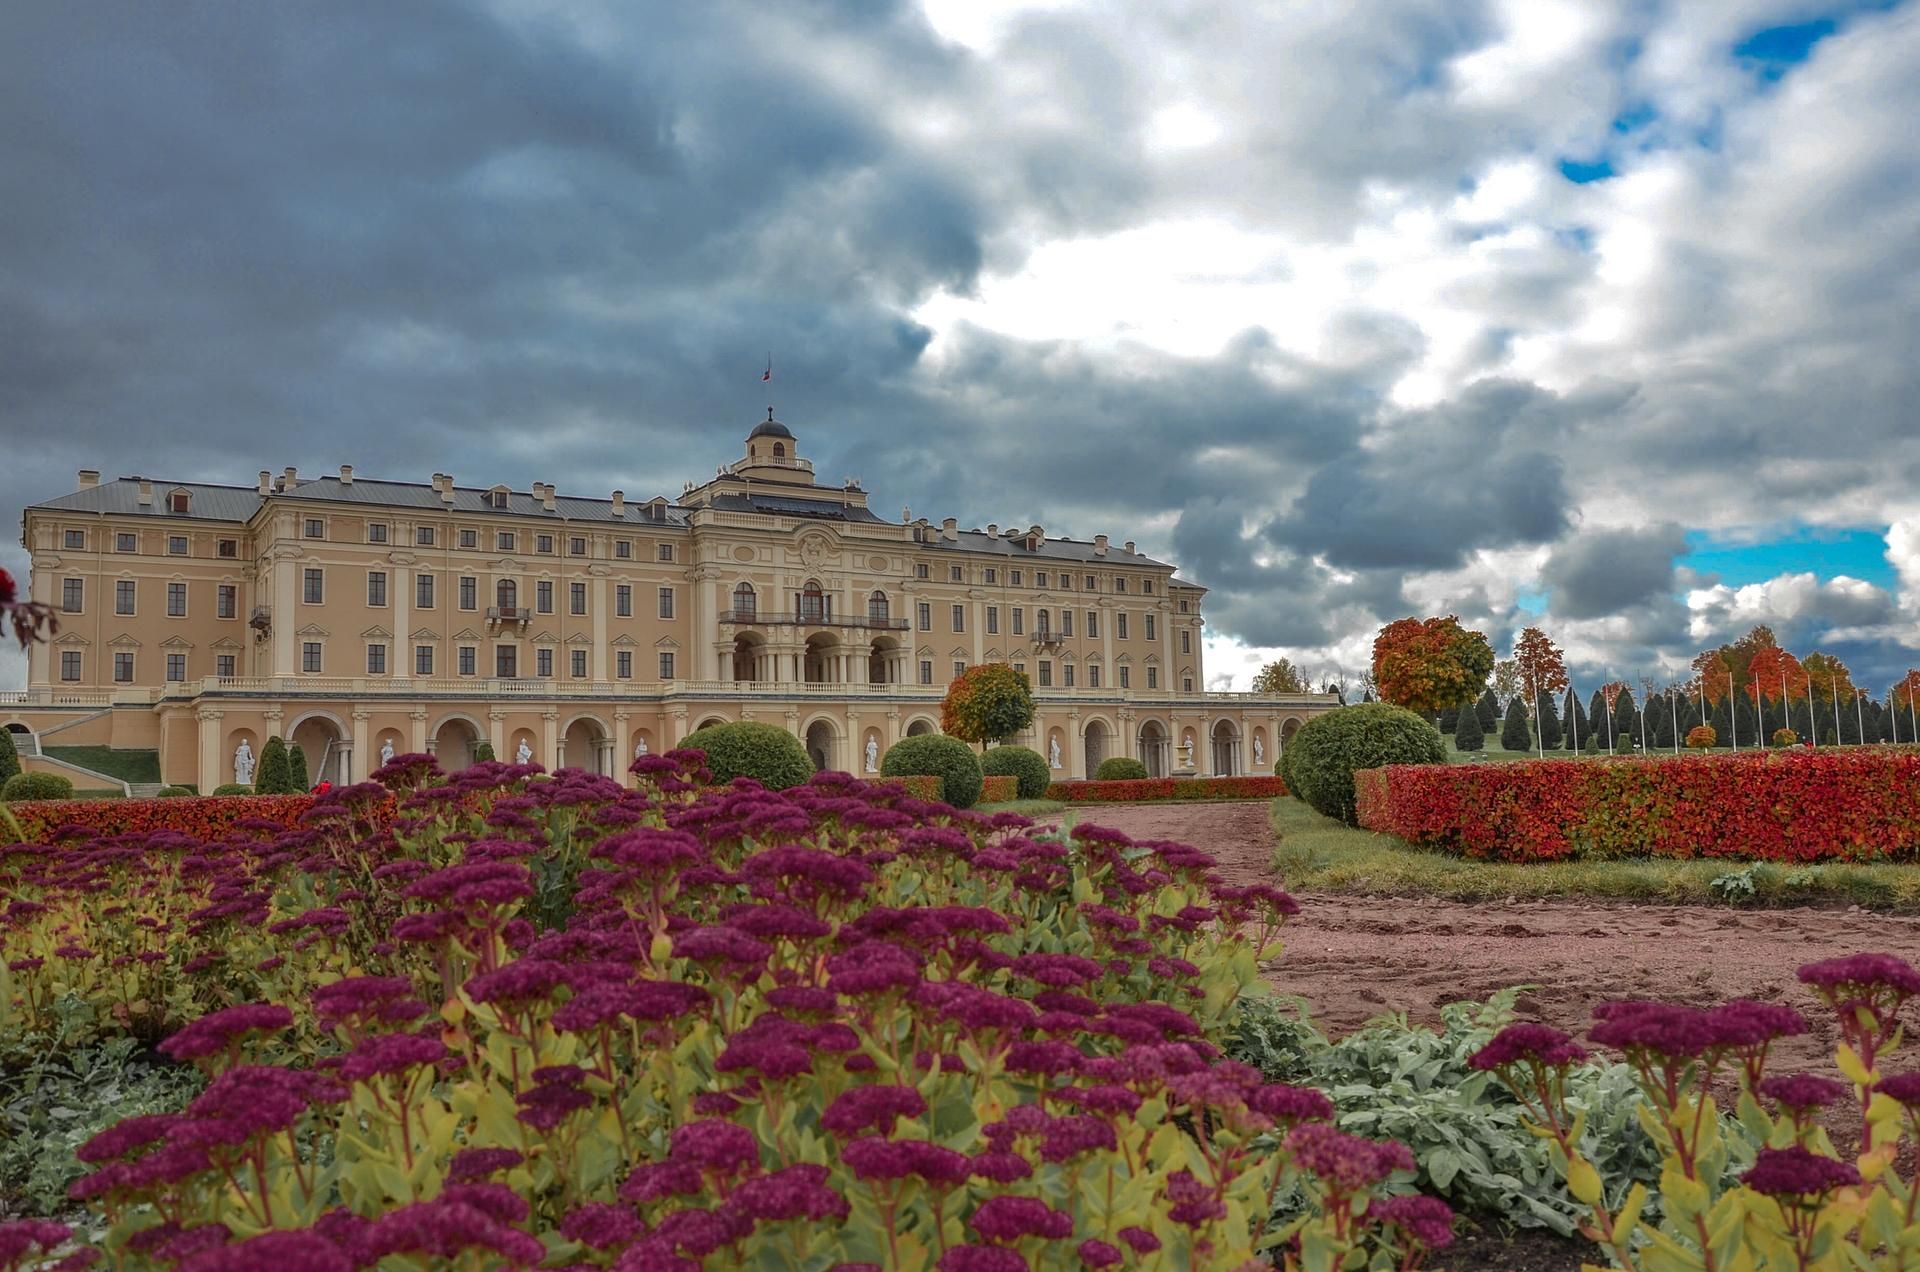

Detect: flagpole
[1671,686,1679,754]
[1570,680,1579,757]
[1855,683,1864,746]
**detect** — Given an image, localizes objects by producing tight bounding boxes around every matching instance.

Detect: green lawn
[41,746,161,784]
[977,799,1067,816]
[1269,797,1920,911]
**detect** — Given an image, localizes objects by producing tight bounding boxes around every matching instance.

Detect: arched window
[868,590,889,624]
[496,580,517,611]
[800,580,825,623]
[732,582,757,621]
[772,442,786,458]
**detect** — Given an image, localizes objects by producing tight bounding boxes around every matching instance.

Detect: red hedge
[980,775,1018,804]
[4,794,316,842]
[1045,776,1289,804]
[1355,749,1920,863]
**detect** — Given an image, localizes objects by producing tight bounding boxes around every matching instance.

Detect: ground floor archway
[432,716,483,773]
[289,713,348,785]
[1211,719,1240,776]
[804,719,836,772]
[1137,720,1169,777]
[1085,719,1111,774]
[906,718,936,737]
[563,716,609,775]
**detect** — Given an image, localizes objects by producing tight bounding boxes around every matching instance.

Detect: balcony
[486,606,531,631]
[249,606,272,637]
[721,609,909,631]
[1031,632,1066,652]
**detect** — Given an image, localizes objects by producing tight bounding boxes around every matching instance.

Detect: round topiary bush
[881,734,985,809]
[474,741,497,763]
[981,745,1050,800]
[680,721,814,791]
[211,783,254,796]
[157,785,196,798]
[1287,704,1446,825]
[1094,756,1149,781]
[1,771,76,803]
[1686,724,1718,749]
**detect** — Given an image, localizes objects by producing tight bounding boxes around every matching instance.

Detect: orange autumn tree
[1893,670,1920,713]
[1745,645,1809,705]
[1511,627,1569,709]
[939,662,1035,748]
[1371,616,1496,716]
[1692,650,1732,706]
[1801,651,1857,703]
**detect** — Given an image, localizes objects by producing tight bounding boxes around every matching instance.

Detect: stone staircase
[128,783,169,798]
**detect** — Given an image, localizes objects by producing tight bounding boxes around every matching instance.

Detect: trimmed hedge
[1288,704,1447,825]
[2,772,74,803]
[1094,757,1150,781]
[981,746,1051,800]
[3,793,315,840]
[680,722,814,791]
[1354,748,1920,863]
[879,774,944,800]
[978,775,1018,804]
[0,730,18,784]
[1044,776,1288,803]
[881,735,985,809]
[211,784,254,796]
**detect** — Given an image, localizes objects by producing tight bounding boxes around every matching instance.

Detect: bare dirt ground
[1044,801,1920,1078]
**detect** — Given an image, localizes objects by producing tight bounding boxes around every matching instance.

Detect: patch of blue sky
[1514,589,1549,615]
[1682,526,1896,591]
[1732,3,1907,81]
[1557,157,1613,184]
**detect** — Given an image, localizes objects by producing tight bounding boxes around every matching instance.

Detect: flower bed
[1354,749,1920,863]
[2,792,318,841]
[1045,776,1289,803]
[1,750,1449,1271]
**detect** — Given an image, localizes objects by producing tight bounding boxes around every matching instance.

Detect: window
[302,642,322,673]
[951,604,965,632]
[1085,574,1096,589]
[1115,577,1126,593]
[459,529,477,549]
[416,573,435,609]
[616,650,632,679]
[1061,611,1073,637]
[615,540,631,560]
[416,526,436,546]
[168,536,187,556]
[415,646,434,676]
[569,537,586,557]
[1012,608,1024,636]
[1036,572,1049,588]
[1181,630,1191,655]
[1038,661,1053,687]
[1086,612,1098,639]
[571,648,588,678]
[1117,613,1128,640]
[1179,598,1190,613]
[167,583,186,617]
[1088,664,1100,688]
[1142,581,1154,595]
[1145,615,1156,642]
[64,529,85,549]
[60,651,82,681]
[572,582,588,616]
[1064,664,1075,688]
[917,602,931,632]
[1011,570,1022,587]
[367,571,387,607]
[305,519,325,539]
[460,576,477,610]
[653,586,670,619]
[658,651,675,680]
[497,580,518,612]
[536,581,553,613]
[218,538,237,558]
[1184,677,1194,692]
[657,543,674,562]
[1059,575,1071,591]
[366,644,387,675]
[868,591,889,623]
[536,647,554,678]
[169,491,190,515]
[1036,609,1051,636]
[367,523,389,544]
[496,646,517,678]
[915,563,930,580]
[458,646,476,676]
[985,568,997,584]
[617,585,633,618]
[63,578,84,613]
[953,660,967,679]
[537,534,555,555]
[114,651,135,682]
[986,606,999,635]
[1119,665,1130,689]
[1014,661,1027,676]
[117,532,136,552]
[116,580,136,615]
[303,569,324,604]
[919,660,934,685]
[1147,667,1159,689]
[949,565,964,582]
[488,489,508,510]
[217,654,236,678]
[496,531,514,551]
[731,583,754,621]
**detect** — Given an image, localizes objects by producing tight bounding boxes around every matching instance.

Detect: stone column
[592,579,608,680]
[197,707,224,791]
[488,708,506,758]
[27,565,50,685]
[349,708,370,783]
[393,567,411,678]
[272,545,297,674]
[1068,708,1084,779]
[541,709,560,769]
[613,709,631,781]
[692,567,719,680]
[409,707,428,754]
[886,708,901,746]
[670,706,689,745]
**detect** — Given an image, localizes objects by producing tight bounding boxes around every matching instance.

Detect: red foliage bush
[875,774,943,800]
[4,794,315,841]
[1355,749,1920,863]
[979,774,1018,803]
[1045,775,1289,803]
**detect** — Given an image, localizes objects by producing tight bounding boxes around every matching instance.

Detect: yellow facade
[5,421,1335,791]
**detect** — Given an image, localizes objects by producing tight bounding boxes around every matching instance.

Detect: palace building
[4,418,1335,793]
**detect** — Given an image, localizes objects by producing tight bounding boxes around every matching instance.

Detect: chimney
[986,523,999,539]
[1123,540,1135,555]
[136,479,154,506]
[438,474,455,504]
[283,466,297,489]
[611,490,625,517]
[941,516,958,542]
[540,483,557,512]
[339,464,354,485]
[78,469,100,490]
[1094,534,1109,557]
[257,470,272,495]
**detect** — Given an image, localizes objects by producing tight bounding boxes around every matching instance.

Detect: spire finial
[767,406,775,422]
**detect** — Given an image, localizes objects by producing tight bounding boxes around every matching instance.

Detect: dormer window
[488,487,509,510]
[168,489,191,514]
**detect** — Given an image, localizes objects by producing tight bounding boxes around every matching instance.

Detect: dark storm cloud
[1541,523,1688,620]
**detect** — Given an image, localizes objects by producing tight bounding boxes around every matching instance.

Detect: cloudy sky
[4,0,1917,693]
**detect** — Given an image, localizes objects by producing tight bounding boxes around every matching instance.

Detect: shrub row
[979,774,1017,803]
[1355,748,1920,862]
[3,793,318,841]
[1045,775,1289,803]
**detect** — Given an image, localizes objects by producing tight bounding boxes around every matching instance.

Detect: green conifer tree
[288,744,311,791]
[1453,697,1485,751]
[256,735,292,794]
[1438,705,1459,733]
[1651,695,1675,749]
[1475,689,1500,731]
[1534,690,1562,751]
[1500,698,1532,751]
[0,729,19,786]
[1562,689,1587,752]
[1586,689,1609,750]
[1613,689,1639,751]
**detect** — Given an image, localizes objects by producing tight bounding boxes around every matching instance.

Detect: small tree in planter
[940,664,1036,749]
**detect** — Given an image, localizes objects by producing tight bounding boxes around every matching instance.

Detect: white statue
[1253,735,1264,767]
[864,736,879,773]
[233,740,255,785]
[379,738,395,766]
[1049,738,1062,769]
[634,735,649,758]
[515,739,533,765]
[1181,738,1195,768]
